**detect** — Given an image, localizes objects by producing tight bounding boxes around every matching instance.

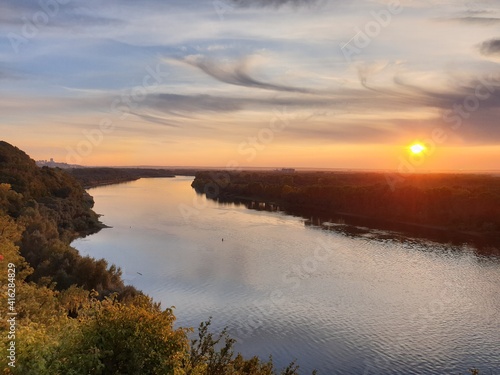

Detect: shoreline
[69,167,176,189]
[192,170,500,255]
[226,193,499,255]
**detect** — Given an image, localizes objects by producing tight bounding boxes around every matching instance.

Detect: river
[72,176,500,374]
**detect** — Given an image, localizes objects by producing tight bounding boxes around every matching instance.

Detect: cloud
[151,93,244,113]
[227,0,327,8]
[58,11,125,29]
[479,39,500,56]
[0,63,28,81]
[0,1,125,31]
[180,55,317,94]
[141,93,316,118]
[129,113,182,128]
[0,70,15,80]
[449,16,500,25]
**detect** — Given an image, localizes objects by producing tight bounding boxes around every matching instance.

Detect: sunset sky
[1,0,499,170]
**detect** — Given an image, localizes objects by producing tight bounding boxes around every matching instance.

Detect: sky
[1,0,499,170]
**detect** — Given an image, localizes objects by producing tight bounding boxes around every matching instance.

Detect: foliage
[5,291,316,375]
[39,294,187,375]
[182,320,314,375]
[69,168,175,189]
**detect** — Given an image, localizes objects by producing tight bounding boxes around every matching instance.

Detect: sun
[410,143,426,154]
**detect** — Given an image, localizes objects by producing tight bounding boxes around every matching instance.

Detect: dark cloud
[152,93,244,113]
[388,73,500,144]
[0,67,21,81]
[255,67,500,144]
[181,56,316,94]
[145,93,293,116]
[144,90,388,116]
[445,16,500,25]
[0,1,125,30]
[479,39,500,56]
[58,10,125,29]
[391,76,469,109]
[228,0,327,8]
[356,64,500,113]
[129,113,182,128]
[0,0,43,13]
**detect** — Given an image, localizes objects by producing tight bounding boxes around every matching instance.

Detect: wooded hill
[0,141,129,293]
[0,141,314,374]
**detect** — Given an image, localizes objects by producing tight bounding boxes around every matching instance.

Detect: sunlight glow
[410,143,426,155]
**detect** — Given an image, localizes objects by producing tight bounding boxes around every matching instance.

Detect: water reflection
[212,195,500,257]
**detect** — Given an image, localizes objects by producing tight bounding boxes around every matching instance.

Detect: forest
[192,170,500,251]
[0,141,312,374]
[68,167,176,188]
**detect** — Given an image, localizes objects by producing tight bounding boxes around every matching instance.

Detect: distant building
[36,159,81,169]
[279,168,295,173]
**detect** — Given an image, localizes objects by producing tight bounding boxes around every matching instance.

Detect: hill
[0,140,127,291]
[0,141,313,374]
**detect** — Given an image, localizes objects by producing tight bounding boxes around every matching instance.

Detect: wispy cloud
[228,0,327,8]
[447,16,500,25]
[180,55,317,94]
[0,3,125,30]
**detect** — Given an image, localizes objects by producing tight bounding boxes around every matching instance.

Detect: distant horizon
[79,165,500,173]
[33,156,500,175]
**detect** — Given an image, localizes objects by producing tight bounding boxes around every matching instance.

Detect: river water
[72,177,500,374]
